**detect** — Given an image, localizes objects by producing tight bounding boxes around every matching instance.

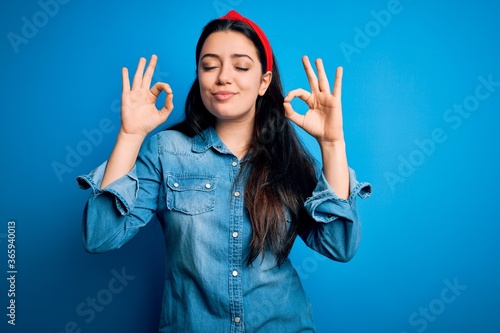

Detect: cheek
[248,77,264,96]
[197,76,213,111]
[198,76,212,99]
[198,74,209,91]
[252,72,265,89]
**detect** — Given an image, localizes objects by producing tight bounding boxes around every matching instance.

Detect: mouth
[212,91,237,101]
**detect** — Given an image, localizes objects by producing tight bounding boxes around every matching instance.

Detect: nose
[216,64,232,85]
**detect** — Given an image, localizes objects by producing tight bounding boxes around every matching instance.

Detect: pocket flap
[167,175,217,192]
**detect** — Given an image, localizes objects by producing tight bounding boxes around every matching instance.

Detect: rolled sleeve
[304,168,372,223]
[76,161,139,216]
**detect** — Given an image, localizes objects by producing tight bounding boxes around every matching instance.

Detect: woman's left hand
[284,56,344,144]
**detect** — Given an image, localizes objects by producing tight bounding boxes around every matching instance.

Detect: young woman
[77,10,371,333]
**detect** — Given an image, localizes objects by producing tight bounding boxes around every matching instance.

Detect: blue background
[1,0,499,332]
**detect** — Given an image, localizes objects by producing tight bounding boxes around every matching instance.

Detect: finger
[141,54,158,89]
[122,67,130,93]
[131,57,146,90]
[302,56,319,93]
[284,88,312,105]
[150,82,172,99]
[316,58,331,93]
[283,101,304,128]
[332,66,343,98]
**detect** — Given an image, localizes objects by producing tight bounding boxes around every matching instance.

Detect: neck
[215,117,254,160]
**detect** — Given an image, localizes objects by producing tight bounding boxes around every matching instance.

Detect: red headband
[219,10,273,72]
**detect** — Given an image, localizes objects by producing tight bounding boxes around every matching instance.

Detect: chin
[208,104,240,118]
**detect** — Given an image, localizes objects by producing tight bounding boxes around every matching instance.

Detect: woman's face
[198,30,271,124]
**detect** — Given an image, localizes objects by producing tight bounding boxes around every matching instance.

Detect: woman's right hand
[120,54,173,137]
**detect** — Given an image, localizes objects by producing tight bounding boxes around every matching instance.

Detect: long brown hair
[169,18,317,266]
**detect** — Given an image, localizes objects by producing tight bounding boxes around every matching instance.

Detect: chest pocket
[166,174,217,215]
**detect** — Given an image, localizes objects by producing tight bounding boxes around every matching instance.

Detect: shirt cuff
[76,161,139,215]
[304,168,372,223]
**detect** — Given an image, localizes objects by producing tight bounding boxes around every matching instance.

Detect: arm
[77,135,162,253]
[299,168,371,262]
[101,55,173,188]
[284,56,348,198]
[284,56,371,261]
[76,55,173,252]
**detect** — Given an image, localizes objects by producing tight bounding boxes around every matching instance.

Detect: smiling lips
[212,91,237,101]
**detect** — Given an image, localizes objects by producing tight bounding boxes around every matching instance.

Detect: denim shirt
[76,126,371,333]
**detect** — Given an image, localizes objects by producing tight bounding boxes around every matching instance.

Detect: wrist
[116,130,147,149]
[118,129,147,141]
[318,137,346,151]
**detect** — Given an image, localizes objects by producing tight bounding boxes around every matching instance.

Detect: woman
[77,10,371,333]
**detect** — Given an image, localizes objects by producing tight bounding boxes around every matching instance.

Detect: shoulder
[150,130,194,155]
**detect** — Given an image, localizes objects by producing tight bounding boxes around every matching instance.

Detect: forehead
[200,30,259,58]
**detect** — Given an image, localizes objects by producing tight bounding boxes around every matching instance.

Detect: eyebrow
[200,53,254,63]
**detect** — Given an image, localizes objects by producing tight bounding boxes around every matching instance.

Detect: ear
[258,71,273,96]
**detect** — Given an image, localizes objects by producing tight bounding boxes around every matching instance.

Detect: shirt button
[205,183,211,189]
[232,161,238,167]
[234,316,241,323]
[232,270,238,277]
[232,231,238,238]
[173,183,179,188]
[234,191,240,197]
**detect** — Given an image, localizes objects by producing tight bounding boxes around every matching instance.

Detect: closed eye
[236,67,249,71]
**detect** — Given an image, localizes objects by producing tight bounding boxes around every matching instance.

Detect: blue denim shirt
[77,126,371,333]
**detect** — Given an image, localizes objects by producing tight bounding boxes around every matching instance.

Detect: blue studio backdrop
[1,0,499,332]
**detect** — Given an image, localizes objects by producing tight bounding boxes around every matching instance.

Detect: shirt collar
[192,126,233,155]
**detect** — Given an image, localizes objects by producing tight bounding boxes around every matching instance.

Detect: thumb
[159,92,174,119]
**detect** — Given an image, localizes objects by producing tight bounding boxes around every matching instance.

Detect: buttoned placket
[228,156,244,333]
